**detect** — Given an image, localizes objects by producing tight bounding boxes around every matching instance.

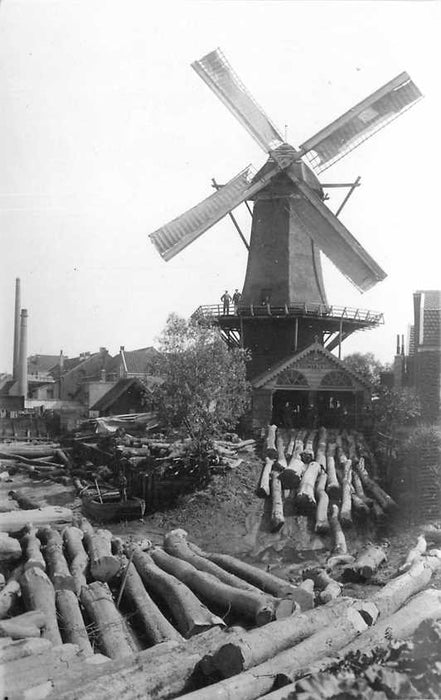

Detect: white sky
[0,0,440,371]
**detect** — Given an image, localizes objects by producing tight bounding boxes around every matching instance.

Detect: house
[58,348,117,407]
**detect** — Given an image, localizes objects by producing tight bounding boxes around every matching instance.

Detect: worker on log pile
[118,465,128,502]
[221,290,232,314]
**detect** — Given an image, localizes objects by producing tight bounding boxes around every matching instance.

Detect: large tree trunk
[20,566,62,644]
[8,489,41,510]
[315,471,329,534]
[304,568,342,604]
[118,556,184,644]
[296,461,320,513]
[39,526,76,592]
[0,506,73,533]
[256,457,274,498]
[329,504,347,554]
[164,529,274,597]
[0,577,21,619]
[0,636,52,662]
[340,459,353,528]
[369,551,441,617]
[397,535,426,574]
[342,544,387,582]
[270,472,285,532]
[56,589,93,656]
[0,532,22,562]
[275,435,287,470]
[197,550,300,599]
[326,453,340,500]
[267,588,441,700]
[127,545,224,638]
[81,520,120,582]
[351,490,370,518]
[182,608,367,700]
[203,597,364,679]
[52,627,226,700]
[286,430,296,457]
[150,547,275,626]
[266,425,278,459]
[63,526,89,594]
[279,454,304,490]
[356,457,396,511]
[0,610,45,639]
[80,581,136,659]
[342,587,441,655]
[22,524,46,571]
[1,642,84,695]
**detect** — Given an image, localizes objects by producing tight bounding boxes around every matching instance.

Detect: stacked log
[126,544,224,638]
[80,520,120,582]
[39,526,76,591]
[314,469,329,534]
[256,426,396,540]
[80,581,137,658]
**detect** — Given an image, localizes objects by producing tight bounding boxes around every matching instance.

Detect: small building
[251,340,371,429]
[89,376,162,417]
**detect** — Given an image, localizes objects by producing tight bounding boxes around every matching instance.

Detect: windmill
[149,48,422,377]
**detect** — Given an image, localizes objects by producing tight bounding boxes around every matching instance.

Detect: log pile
[0,497,439,700]
[69,431,257,516]
[0,441,72,483]
[257,426,396,540]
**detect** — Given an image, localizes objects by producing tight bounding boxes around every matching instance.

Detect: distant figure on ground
[221,290,232,314]
[232,289,242,313]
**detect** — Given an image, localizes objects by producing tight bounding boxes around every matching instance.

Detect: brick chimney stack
[17,309,28,398]
[12,278,21,380]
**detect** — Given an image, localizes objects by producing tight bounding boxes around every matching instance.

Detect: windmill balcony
[192,303,384,325]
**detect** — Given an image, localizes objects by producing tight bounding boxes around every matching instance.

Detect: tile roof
[90,378,142,412]
[28,355,60,374]
[122,347,159,375]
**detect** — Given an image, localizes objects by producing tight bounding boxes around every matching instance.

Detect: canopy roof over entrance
[251,341,371,393]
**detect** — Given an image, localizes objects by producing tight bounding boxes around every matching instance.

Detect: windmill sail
[291,178,386,291]
[300,72,422,174]
[149,164,284,261]
[192,48,284,153]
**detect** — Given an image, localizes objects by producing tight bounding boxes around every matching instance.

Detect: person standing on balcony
[221,290,232,315]
[232,289,241,313]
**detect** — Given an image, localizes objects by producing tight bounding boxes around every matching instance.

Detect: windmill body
[149,49,422,426]
[241,166,327,307]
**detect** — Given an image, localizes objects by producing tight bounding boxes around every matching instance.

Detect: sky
[0,0,440,372]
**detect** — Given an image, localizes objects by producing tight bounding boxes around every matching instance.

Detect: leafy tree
[372,386,422,432]
[343,352,421,432]
[343,352,386,386]
[148,313,250,442]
